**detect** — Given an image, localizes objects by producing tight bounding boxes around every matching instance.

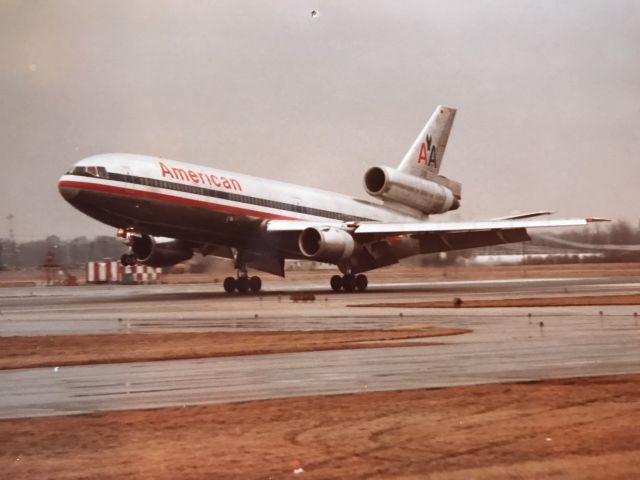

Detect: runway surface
[1,276,640,419]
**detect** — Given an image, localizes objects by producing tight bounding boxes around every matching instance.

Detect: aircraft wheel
[223,277,237,293]
[355,274,368,291]
[120,253,136,266]
[342,274,356,292]
[236,276,250,294]
[249,276,262,293]
[330,275,343,292]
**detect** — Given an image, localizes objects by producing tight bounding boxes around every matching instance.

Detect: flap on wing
[417,228,531,253]
[491,211,553,221]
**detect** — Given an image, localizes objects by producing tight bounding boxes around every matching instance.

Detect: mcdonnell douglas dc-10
[59,106,603,293]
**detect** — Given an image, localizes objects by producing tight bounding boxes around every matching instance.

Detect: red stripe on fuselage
[58,179,302,221]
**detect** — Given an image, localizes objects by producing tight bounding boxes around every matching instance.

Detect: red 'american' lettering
[159,162,242,191]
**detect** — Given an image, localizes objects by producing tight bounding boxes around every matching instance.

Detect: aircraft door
[121,165,137,197]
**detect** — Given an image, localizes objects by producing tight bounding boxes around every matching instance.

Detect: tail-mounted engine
[364,166,461,215]
[298,226,355,263]
[130,234,193,267]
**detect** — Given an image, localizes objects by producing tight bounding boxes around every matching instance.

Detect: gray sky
[1,0,639,240]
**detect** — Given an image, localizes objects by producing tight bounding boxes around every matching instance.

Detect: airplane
[58,105,604,293]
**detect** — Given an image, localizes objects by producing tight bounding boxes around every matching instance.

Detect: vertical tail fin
[397,105,456,177]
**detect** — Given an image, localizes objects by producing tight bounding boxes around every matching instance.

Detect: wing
[263,216,607,274]
[265,216,608,265]
[266,217,608,237]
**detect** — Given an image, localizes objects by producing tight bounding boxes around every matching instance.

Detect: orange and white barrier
[86,261,161,284]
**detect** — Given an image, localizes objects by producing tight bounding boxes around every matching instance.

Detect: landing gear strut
[118,228,138,267]
[330,274,368,292]
[223,253,263,294]
[223,274,262,294]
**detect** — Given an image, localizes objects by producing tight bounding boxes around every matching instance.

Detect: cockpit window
[69,165,109,179]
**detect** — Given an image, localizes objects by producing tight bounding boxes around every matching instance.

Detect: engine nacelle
[298,227,355,263]
[364,166,460,215]
[130,235,193,267]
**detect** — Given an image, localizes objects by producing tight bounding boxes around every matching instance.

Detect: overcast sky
[1,0,638,240]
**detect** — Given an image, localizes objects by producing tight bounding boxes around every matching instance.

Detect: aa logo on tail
[417,134,437,168]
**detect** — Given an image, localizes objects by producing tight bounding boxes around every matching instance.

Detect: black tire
[355,274,368,291]
[330,275,343,292]
[236,276,250,293]
[342,274,356,292]
[223,277,237,293]
[121,254,136,266]
[249,276,262,293]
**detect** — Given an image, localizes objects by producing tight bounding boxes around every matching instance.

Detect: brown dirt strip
[161,262,640,284]
[0,327,470,370]
[351,293,640,309]
[2,374,639,479]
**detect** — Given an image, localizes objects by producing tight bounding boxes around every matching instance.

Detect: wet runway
[1,276,640,418]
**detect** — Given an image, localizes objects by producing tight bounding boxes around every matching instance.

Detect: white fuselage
[58,153,428,265]
[59,154,421,227]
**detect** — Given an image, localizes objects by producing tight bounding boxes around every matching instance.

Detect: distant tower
[6,213,19,269]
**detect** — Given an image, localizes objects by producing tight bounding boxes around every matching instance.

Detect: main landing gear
[330,274,368,292]
[223,275,262,294]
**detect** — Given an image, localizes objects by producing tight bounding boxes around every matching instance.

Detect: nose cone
[58,177,79,202]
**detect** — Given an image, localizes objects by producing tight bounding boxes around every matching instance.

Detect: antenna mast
[7,213,19,269]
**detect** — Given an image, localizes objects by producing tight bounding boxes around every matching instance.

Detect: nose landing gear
[118,229,139,267]
[330,274,368,292]
[120,253,137,266]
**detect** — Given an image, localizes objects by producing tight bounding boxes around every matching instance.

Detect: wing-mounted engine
[130,234,193,267]
[298,226,355,263]
[364,166,461,215]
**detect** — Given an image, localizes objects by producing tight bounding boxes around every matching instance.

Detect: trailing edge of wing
[491,211,553,221]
